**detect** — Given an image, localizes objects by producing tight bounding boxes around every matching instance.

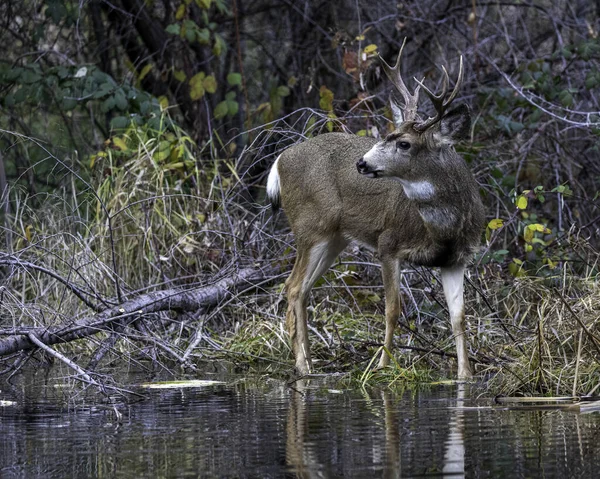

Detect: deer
[266,42,485,379]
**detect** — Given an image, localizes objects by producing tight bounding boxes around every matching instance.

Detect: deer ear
[440,104,471,141]
[389,95,404,128]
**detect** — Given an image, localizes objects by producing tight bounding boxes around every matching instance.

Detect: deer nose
[356,159,368,173]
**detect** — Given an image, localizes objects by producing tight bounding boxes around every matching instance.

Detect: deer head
[356,41,470,187]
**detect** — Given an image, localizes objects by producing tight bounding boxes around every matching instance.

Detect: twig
[27,332,94,383]
[0,256,101,310]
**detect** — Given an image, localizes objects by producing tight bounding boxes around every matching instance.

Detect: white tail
[266,155,281,209]
[271,45,484,379]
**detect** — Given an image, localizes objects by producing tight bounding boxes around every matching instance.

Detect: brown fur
[271,112,484,378]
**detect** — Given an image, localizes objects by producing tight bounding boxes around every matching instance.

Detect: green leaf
[363,44,378,54]
[154,140,172,161]
[585,74,597,90]
[516,195,528,210]
[92,82,113,99]
[57,67,69,79]
[196,28,210,45]
[126,87,138,100]
[487,218,504,230]
[175,4,186,20]
[166,24,181,35]
[509,259,526,277]
[227,100,239,116]
[21,69,42,84]
[101,96,116,112]
[227,72,242,87]
[44,75,58,90]
[559,90,573,107]
[185,28,196,42]
[15,87,29,103]
[552,184,573,196]
[138,64,153,83]
[214,0,229,14]
[115,90,128,110]
[112,137,128,151]
[203,75,217,94]
[195,0,212,9]
[182,20,197,42]
[189,72,206,100]
[62,97,77,110]
[319,86,334,111]
[5,67,23,81]
[110,116,129,129]
[139,101,150,115]
[212,33,226,56]
[214,101,229,119]
[508,121,524,133]
[523,224,538,243]
[277,85,290,97]
[173,69,187,82]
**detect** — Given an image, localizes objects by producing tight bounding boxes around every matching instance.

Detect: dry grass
[1,112,600,399]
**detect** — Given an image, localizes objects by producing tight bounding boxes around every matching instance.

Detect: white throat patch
[399,180,436,201]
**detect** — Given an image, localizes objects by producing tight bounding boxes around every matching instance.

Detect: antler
[413,55,464,132]
[379,38,421,122]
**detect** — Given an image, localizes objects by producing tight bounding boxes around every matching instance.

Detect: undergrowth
[1,109,600,400]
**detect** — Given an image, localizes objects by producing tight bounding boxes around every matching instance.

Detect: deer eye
[396,141,411,150]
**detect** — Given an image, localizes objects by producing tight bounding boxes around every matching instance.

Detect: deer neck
[397,178,464,239]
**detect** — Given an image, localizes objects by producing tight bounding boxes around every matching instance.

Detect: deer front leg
[285,237,347,376]
[440,264,473,379]
[379,258,401,368]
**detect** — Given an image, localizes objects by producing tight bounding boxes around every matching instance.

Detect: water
[1,374,600,478]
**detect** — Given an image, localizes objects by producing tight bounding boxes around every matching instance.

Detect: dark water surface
[1,373,600,478]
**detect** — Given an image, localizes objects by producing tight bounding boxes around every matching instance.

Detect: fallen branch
[0,266,275,357]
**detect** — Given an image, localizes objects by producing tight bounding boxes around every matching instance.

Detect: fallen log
[0,266,274,357]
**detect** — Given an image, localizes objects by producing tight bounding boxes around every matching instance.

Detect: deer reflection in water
[285,380,467,477]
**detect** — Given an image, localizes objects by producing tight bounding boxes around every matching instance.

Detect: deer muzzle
[356,158,379,178]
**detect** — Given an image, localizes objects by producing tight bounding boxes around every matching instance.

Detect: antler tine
[443,55,464,107]
[379,38,421,122]
[413,55,464,132]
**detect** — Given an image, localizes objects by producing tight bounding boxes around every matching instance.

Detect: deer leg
[379,258,401,368]
[285,236,347,375]
[440,264,473,379]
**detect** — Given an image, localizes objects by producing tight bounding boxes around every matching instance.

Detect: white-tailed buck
[267,43,484,379]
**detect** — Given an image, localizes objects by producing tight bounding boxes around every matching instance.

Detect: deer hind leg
[285,236,347,375]
[379,258,402,368]
[440,264,473,379]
